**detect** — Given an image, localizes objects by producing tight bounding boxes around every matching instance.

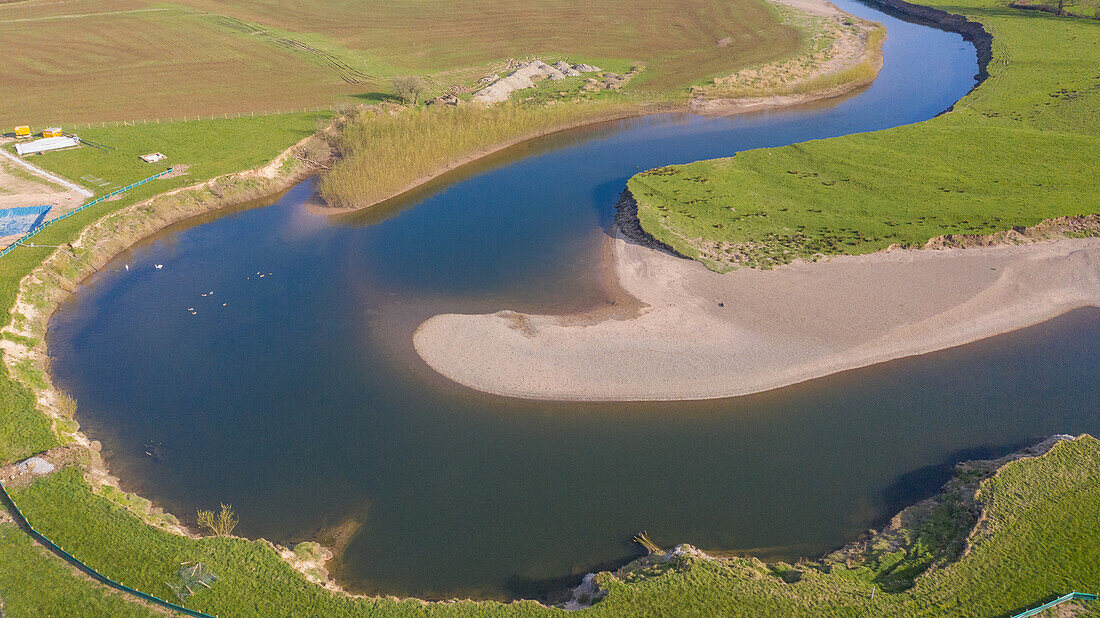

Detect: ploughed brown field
[0,0,801,124]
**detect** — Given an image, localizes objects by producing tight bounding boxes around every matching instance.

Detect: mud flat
[414,232,1100,401]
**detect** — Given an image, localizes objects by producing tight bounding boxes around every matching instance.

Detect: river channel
[47,0,1100,601]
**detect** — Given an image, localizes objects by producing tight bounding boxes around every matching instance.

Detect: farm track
[0,7,173,24]
[203,13,376,84]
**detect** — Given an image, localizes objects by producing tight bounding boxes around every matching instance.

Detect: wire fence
[65,106,339,130]
[0,168,173,259]
[0,478,215,617]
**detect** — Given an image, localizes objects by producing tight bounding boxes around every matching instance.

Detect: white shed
[15,136,79,156]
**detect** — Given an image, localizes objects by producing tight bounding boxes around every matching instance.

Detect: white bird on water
[154,264,163,270]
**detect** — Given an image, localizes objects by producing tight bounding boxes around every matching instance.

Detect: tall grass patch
[319,102,635,207]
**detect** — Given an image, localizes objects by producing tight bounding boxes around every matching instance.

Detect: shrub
[196,504,238,537]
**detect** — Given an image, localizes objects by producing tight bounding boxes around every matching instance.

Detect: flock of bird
[132,263,273,316]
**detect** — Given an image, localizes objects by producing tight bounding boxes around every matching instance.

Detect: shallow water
[46,0,1099,601]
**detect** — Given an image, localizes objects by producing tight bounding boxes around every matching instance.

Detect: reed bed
[318,101,637,208]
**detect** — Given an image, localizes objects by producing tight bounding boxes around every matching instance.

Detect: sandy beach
[414,232,1100,401]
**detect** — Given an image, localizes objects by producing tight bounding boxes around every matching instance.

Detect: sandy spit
[413,233,1100,401]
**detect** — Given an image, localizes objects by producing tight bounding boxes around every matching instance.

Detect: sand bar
[414,234,1100,401]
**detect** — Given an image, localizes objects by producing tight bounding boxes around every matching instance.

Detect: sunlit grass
[319,101,637,207]
[630,5,1100,270]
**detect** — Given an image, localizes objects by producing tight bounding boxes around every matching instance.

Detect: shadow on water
[503,553,643,603]
[873,441,1035,526]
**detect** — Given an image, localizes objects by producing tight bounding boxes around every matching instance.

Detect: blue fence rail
[0,478,214,617]
[0,167,173,259]
[1010,592,1098,618]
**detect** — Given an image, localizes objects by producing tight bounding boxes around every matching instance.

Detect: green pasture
[628,0,1100,270]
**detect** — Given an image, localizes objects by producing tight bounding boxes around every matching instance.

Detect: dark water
[47,0,1099,601]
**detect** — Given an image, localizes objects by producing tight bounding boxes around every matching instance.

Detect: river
[45,0,1100,601]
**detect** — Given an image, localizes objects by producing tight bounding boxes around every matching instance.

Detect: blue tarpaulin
[0,205,52,236]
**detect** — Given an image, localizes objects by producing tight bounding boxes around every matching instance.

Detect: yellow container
[14,126,31,138]
[43,127,62,138]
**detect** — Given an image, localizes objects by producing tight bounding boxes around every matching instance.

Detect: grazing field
[628,0,1100,270]
[1011,0,1099,18]
[0,0,803,125]
[8,112,330,198]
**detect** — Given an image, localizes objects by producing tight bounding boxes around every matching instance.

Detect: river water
[46,0,1100,601]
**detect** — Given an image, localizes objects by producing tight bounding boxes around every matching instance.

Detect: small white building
[15,136,79,156]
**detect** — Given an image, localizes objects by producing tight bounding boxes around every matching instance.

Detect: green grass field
[628,0,1100,270]
[1012,0,1100,18]
[0,523,161,617]
[11,112,328,198]
[0,0,803,126]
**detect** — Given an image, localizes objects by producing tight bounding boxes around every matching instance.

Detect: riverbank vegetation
[4,430,1099,616]
[318,101,640,208]
[590,436,1100,616]
[629,0,1100,270]
[312,0,890,209]
[693,5,885,102]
